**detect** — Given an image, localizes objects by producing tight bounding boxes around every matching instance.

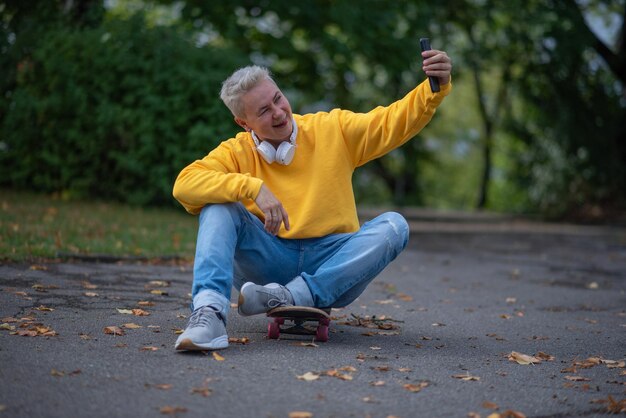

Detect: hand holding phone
[420,38,440,93]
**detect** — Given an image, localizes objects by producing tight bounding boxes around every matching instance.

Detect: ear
[234,117,250,132]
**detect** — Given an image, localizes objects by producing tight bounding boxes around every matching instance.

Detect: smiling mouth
[273,119,288,128]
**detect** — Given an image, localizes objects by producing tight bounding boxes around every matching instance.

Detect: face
[235,78,293,144]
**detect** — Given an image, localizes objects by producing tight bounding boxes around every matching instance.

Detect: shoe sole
[237,282,253,316]
[175,335,229,351]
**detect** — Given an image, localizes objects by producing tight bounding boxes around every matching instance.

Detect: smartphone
[419,38,440,93]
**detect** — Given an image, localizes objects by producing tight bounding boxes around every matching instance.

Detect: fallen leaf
[132,309,150,316]
[104,326,125,336]
[81,281,98,289]
[159,406,187,415]
[141,346,160,351]
[228,337,250,345]
[535,352,555,361]
[51,369,65,377]
[370,380,386,386]
[500,314,512,320]
[487,411,527,418]
[137,301,155,307]
[564,375,590,382]
[602,359,625,369]
[150,290,169,296]
[122,323,142,329]
[212,352,225,361]
[482,401,499,410]
[398,367,412,372]
[152,384,172,390]
[508,351,542,365]
[297,372,320,381]
[191,387,212,397]
[288,412,313,418]
[35,305,54,312]
[148,280,170,288]
[292,341,318,348]
[117,309,134,315]
[84,292,99,297]
[396,293,413,301]
[452,373,480,381]
[325,369,353,381]
[403,381,429,393]
[590,396,626,414]
[432,322,446,327]
[29,265,48,271]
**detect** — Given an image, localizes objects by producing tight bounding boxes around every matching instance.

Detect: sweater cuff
[246,177,264,201]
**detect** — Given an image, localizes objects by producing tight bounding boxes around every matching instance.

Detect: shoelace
[257,288,290,309]
[187,307,216,329]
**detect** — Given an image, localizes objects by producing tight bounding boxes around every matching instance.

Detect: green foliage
[0,14,247,205]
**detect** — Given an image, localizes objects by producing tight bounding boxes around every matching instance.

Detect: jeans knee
[199,203,242,223]
[381,212,409,252]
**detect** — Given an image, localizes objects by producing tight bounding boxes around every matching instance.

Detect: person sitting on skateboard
[173,48,452,351]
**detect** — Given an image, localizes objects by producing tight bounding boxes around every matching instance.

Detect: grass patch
[0,189,198,261]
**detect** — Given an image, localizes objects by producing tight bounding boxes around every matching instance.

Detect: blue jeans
[191,203,409,320]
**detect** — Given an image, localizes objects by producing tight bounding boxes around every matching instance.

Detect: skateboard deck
[266,306,331,342]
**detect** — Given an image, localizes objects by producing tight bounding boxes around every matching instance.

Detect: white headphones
[251,117,298,165]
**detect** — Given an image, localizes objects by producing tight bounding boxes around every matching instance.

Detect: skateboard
[266,306,331,342]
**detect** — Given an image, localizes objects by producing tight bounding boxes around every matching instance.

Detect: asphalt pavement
[1,213,625,418]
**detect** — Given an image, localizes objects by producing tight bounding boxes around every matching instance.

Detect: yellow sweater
[173,79,451,239]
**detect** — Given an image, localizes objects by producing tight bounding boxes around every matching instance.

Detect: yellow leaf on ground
[487,410,526,418]
[482,401,499,410]
[191,387,212,397]
[508,351,542,365]
[403,382,429,393]
[212,352,225,361]
[141,346,159,351]
[297,372,320,381]
[122,323,142,329]
[288,412,313,418]
[535,352,555,361]
[159,406,187,415]
[452,373,480,381]
[117,309,133,315]
[228,337,250,345]
[103,326,125,336]
[132,309,150,316]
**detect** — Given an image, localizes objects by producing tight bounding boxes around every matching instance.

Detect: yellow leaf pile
[1,316,57,337]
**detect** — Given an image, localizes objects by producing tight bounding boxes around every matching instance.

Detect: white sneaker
[237,282,294,316]
[175,306,228,351]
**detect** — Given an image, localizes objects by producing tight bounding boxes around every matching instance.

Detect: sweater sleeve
[339,78,451,167]
[172,139,263,215]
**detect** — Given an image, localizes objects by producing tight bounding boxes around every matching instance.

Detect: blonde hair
[220,65,276,118]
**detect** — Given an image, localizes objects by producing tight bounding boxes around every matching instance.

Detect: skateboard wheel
[315,324,329,342]
[268,321,280,339]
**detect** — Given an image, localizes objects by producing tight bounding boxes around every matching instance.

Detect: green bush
[0,15,247,206]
